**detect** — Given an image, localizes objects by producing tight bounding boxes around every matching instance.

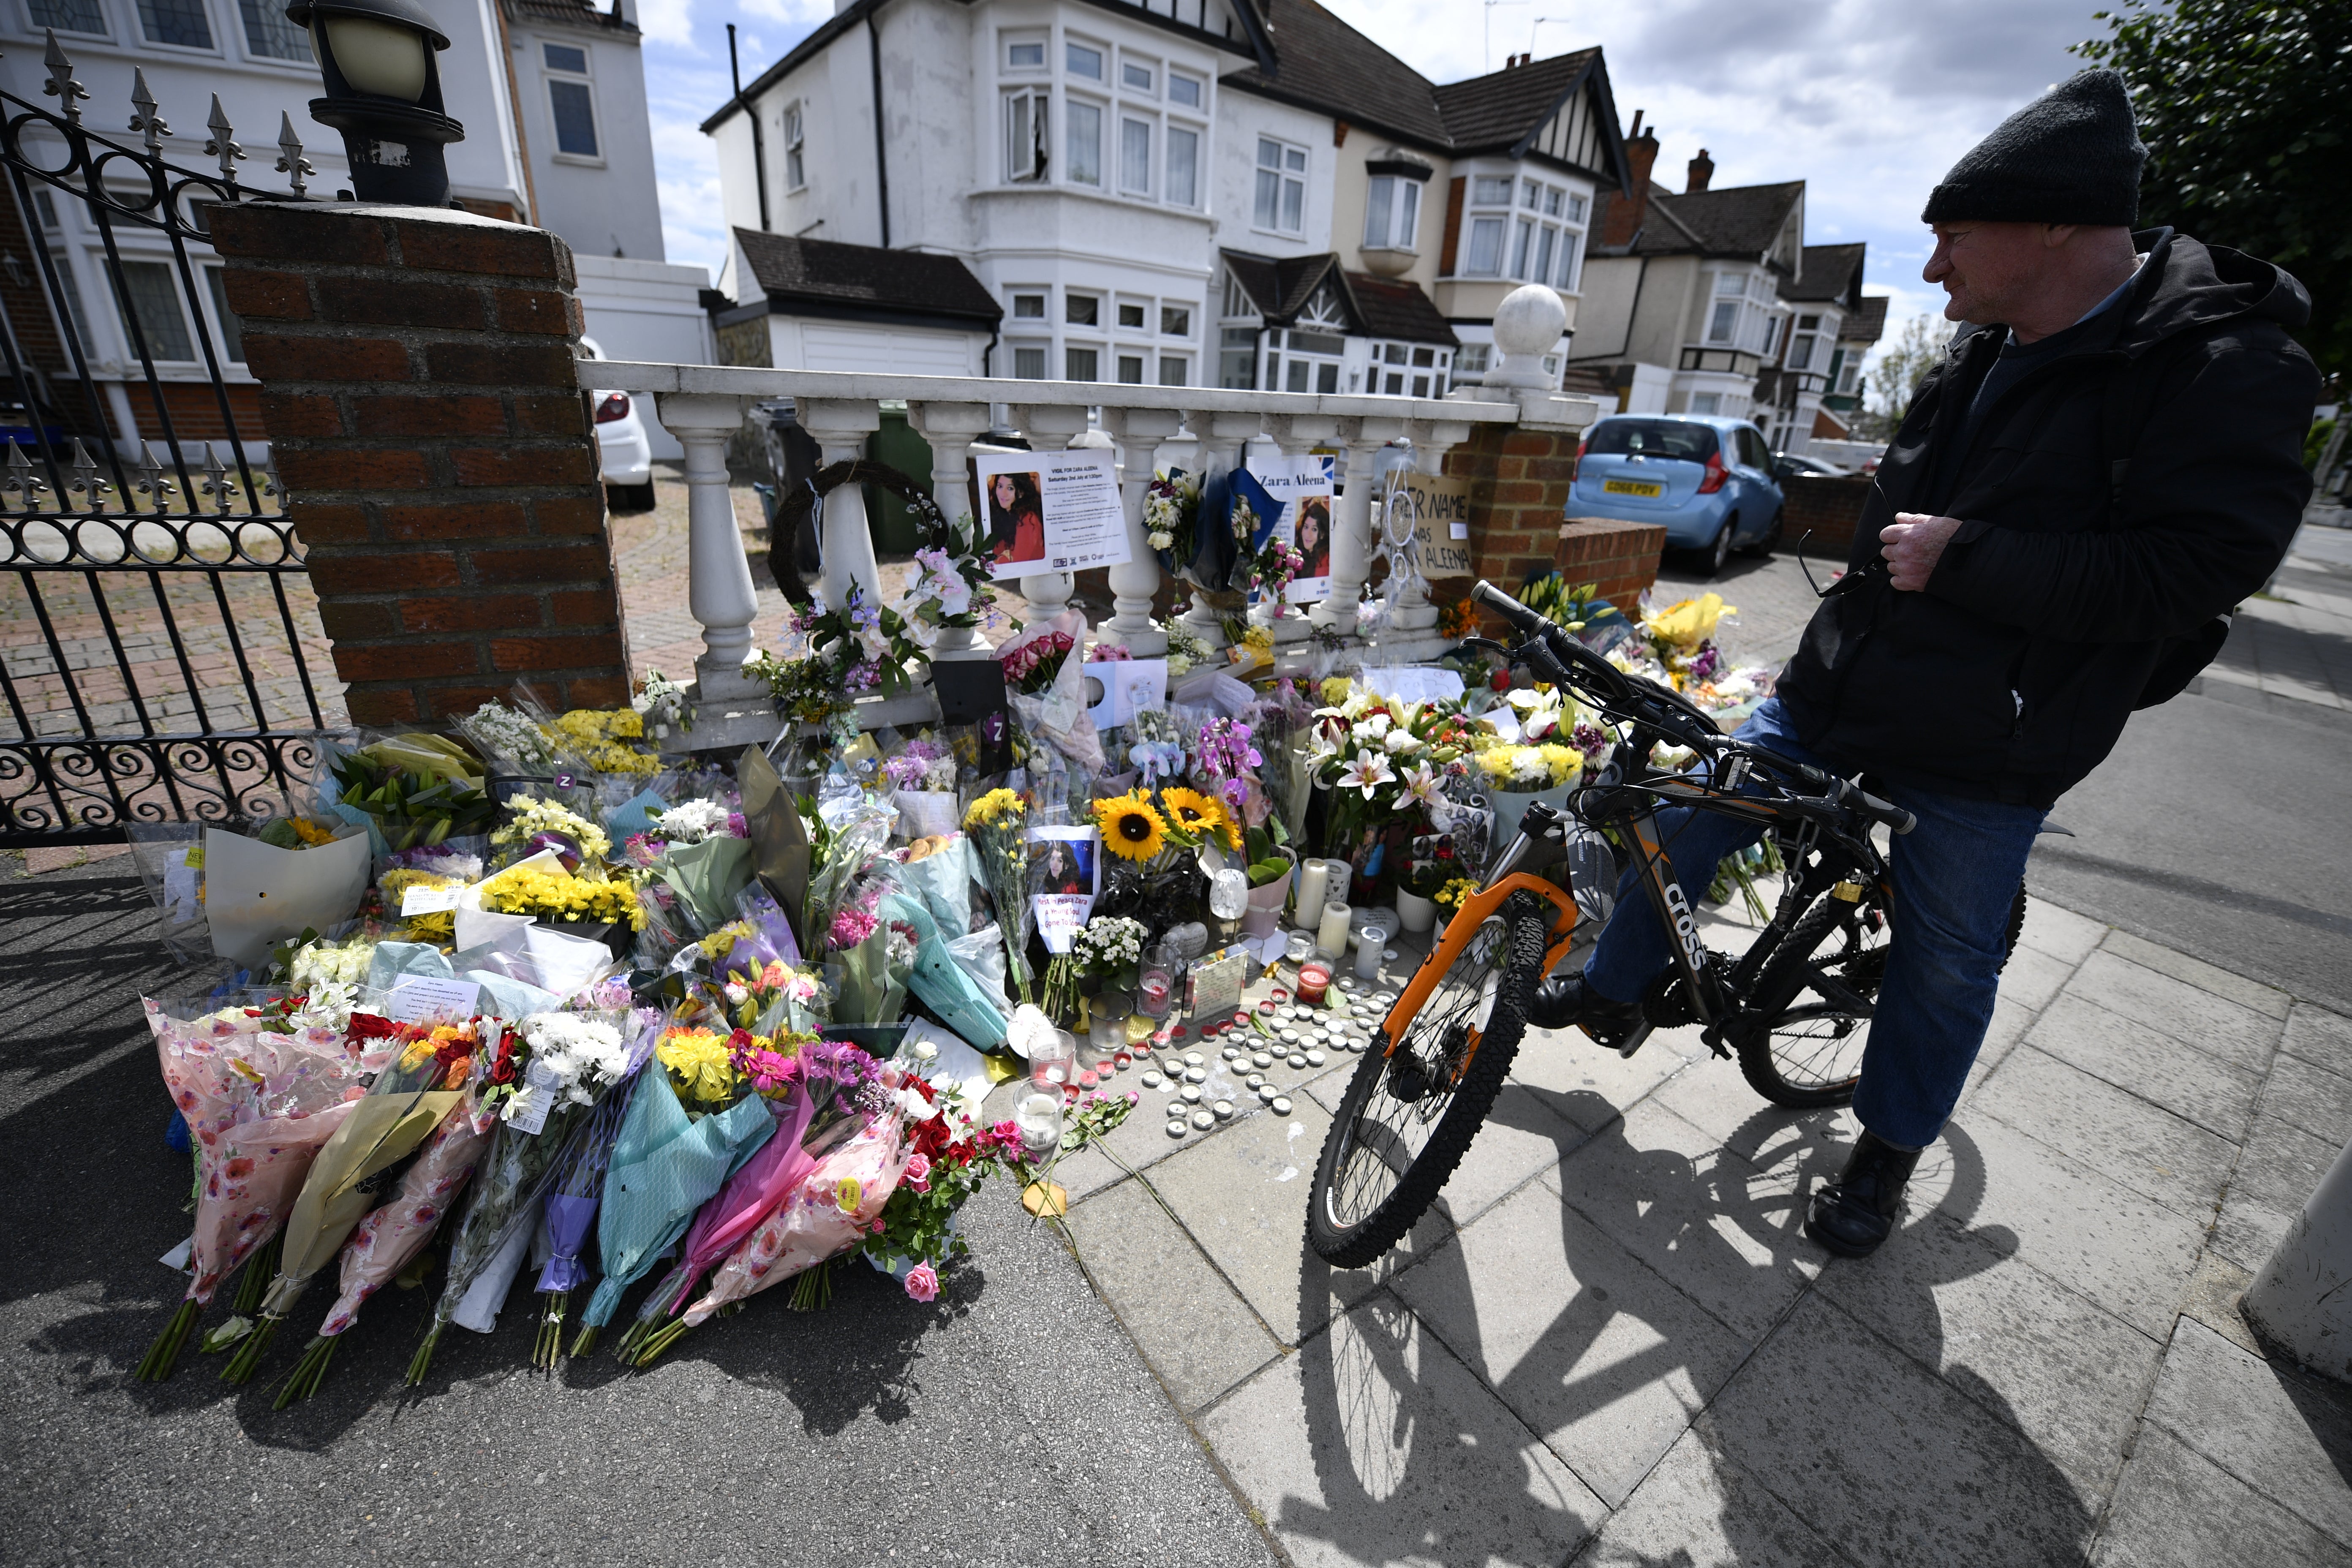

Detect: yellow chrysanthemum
[1094,792,1167,861]
[656,1026,739,1104]
[1159,786,1238,850]
[963,787,1024,830]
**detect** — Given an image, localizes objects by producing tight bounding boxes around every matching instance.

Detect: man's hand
[1880,512,1965,591]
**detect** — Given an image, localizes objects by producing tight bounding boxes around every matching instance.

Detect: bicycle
[1305,580,2025,1268]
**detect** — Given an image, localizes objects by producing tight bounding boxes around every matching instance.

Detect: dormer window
[1459,168,1588,290]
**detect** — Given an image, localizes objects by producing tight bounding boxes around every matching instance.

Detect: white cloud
[635,0,2122,379]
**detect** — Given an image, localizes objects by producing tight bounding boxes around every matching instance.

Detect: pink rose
[904,1151,932,1192]
[904,1262,940,1302]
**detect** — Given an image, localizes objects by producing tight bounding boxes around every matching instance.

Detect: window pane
[1544,186,1563,217]
[1290,330,1344,356]
[30,0,105,33]
[1067,41,1102,78]
[204,267,244,363]
[1709,301,1738,341]
[1522,180,1540,209]
[137,0,212,47]
[1472,175,1512,205]
[1066,294,1098,326]
[1121,117,1150,193]
[544,43,587,72]
[1161,307,1189,336]
[1117,302,1144,328]
[550,80,599,157]
[1280,176,1301,233]
[1122,61,1152,90]
[1117,354,1144,384]
[1398,180,1418,245]
[1006,93,1032,177]
[1466,217,1502,275]
[1690,392,1720,415]
[1159,355,1187,386]
[1555,231,1580,290]
[1168,73,1200,108]
[1533,226,1554,285]
[238,0,310,58]
[1014,345,1047,378]
[1008,40,1044,67]
[1363,177,1392,248]
[1318,362,1339,394]
[1258,138,1280,169]
[1067,100,1101,185]
[1715,272,1746,296]
[1383,371,1403,394]
[1065,346,1098,381]
[1221,348,1254,389]
[1285,359,1309,392]
[1013,293,1044,318]
[117,261,193,361]
[1285,147,1307,172]
[1511,218,1533,278]
[1254,167,1279,229]
[1167,126,1197,206]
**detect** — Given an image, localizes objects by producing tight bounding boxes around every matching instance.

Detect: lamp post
[286,0,464,206]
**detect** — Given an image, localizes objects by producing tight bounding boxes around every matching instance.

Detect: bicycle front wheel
[1306,893,1549,1268]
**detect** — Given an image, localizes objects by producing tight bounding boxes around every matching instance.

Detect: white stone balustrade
[583,358,1600,746]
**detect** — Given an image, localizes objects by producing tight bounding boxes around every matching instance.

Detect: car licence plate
[1603,478,1663,498]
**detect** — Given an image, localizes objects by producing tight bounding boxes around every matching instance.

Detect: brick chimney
[1687,148,1715,193]
[1601,109,1658,249]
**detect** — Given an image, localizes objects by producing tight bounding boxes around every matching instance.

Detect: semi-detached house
[700,0,1633,400]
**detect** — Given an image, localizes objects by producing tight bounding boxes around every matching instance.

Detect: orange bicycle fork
[1378,872,1581,1071]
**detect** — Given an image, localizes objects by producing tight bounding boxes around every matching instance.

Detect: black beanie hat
[1921,68,2145,226]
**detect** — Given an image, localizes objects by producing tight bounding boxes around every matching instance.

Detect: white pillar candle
[1295,859,1329,925]
[1317,898,1354,956]
[1353,926,1383,979]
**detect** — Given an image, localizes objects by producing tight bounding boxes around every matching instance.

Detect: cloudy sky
[634,0,2122,365]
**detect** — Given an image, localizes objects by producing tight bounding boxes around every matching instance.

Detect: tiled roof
[1632,181,1805,259]
[1842,296,1889,343]
[733,230,1001,324]
[1429,49,1597,151]
[1785,242,1866,303]
[1338,272,1456,345]
[1225,0,1452,149]
[1220,250,1343,324]
[505,0,634,33]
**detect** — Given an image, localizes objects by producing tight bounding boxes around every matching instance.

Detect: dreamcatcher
[1362,463,1426,635]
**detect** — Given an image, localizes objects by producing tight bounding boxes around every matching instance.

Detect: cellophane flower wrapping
[683,1113,909,1326]
[638,1084,819,1324]
[1002,611,1106,776]
[422,1092,602,1345]
[314,1097,498,1337]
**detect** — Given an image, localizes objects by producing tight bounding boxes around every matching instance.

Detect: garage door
[799,322,980,376]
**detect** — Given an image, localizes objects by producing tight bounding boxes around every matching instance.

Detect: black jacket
[1777,230,2320,808]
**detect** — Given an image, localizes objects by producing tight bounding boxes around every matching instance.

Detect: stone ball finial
[1483,283,1568,388]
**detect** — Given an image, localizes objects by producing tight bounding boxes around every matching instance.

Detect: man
[1532,69,2318,1257]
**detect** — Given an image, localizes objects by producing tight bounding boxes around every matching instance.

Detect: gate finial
[204,95,245,185]
[41,30,88,123]
[129,68,169,151]
[275,113,313,199]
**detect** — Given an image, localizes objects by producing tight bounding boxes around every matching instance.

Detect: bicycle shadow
[1278,1090,2088,1565]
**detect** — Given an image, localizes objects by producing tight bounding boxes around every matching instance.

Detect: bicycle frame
[1377,810,1579,1057]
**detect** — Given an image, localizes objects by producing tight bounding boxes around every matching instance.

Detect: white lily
[1399,762,1444,811]
[1338,751,1396,799]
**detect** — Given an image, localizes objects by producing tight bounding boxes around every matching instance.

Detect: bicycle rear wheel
[1306,893,1549,1268]
[1735,879,2027,1107]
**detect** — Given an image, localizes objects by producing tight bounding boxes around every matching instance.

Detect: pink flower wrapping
[187,1100,356,1304]
[314,1104,496,1338]
[681,1116,908,1327]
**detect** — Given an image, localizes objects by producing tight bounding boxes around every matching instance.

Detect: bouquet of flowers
[752,580,926,737]
[862,1078,1030,1293]
[1195,717,1266,824]
[881,739,957,795]
[962,788,1035,1005]
[1473,743,1583,793]
[330,738,497,852]
[889,520,998,649]
[479,859,646,933]
[999,625,1076,697]
[1144,469,1201,563]
[1071,915,1146,992]
[547,708,662,777]
[527,1069,637,1367]
[1243,528,1306,618]
[491,793,611,869]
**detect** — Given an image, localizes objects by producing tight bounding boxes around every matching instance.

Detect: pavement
[3,506,2349,1567]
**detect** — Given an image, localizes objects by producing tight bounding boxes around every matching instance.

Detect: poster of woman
[1028,825,1100,952]
[1295,495,1332,580]
[984,469,1046,571]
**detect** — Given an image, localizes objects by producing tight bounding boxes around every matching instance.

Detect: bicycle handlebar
[1467,580,1916,837]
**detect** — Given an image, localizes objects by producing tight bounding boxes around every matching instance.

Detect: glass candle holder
[1137,946,1176,1018]
[1284,932,1313,967]
[1297,950,1336,1005]
[1029,1026,1077,1089]
[1014,1091,1064,1160]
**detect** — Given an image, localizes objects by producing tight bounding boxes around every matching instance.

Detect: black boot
[1805,1131,1922,1258]
[1528,970,1643,1044]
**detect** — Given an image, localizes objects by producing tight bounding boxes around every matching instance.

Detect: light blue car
[1566,414,1786,576]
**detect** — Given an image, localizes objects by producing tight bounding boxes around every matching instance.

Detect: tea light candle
[1317,898,1354,955]
[1296,859,1330,924]
[1297,954,1334,1005]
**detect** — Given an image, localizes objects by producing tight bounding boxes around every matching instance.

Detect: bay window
[1363,175,1420,251]
[1456,169,1588,289]
[1066,100,1102,187]
[1120,117,1152,196]
[1004,87,1047,181]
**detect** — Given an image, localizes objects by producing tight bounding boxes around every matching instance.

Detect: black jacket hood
[2108,229,2312,357]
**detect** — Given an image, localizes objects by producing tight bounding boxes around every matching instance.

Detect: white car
[580,336,654,512]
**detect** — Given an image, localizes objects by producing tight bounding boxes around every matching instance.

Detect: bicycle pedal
[1612,1022,1654,1059]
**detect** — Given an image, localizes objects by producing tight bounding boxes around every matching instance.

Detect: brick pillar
[1444,422,1664,632]
[207,203,629,727]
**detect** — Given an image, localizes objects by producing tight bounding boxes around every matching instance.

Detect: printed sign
[1028,825,1100,954]
[400,882,465,916]
[1244,453,1337,603]
[974,449,1131,580]
[384,975,482,1024]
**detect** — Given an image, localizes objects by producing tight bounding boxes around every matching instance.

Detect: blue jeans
[1582,697,2045,1149]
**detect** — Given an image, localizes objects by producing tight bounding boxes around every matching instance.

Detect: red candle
[1297,959,1333,1005]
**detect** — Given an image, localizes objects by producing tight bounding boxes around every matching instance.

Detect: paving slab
[1815,1208,2164,1497]
[2257,1049,2352,1149]
[1925,1113,2207,1339]
[1649,1050,1851,1173]
[1997,942,2080,1013]
[1576,1421,1846,1568]
[2017,896,2110,966]
[2143,1315,2352,1546]
[2022,993,2266,1143]
[2284,1001,2352,1073]
[1509,1024,1699,1135]
[1972,1045,2241,1222]
[2101,928,2293,1019]
[1547,1099,1824,1342]
[2063,950,2284,1074]
[2092,1423,2352,1567]
[1706,1293,2097,1567]
[1391,1179,1750,1508]
[1426,1080,1592,1229]
[1147,1093,1447,1348]
[1198,1288,1606,1568]
[1064,1174,1285,1416]
[2212,1112,2341,1274]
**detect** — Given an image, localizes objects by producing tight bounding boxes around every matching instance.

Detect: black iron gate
[0,34,340,847]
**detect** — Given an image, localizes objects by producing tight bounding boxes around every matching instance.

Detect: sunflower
[1160,786,1239,850]
[1094,791,1168,862]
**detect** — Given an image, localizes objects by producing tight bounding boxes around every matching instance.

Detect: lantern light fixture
[285,0,464,206]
